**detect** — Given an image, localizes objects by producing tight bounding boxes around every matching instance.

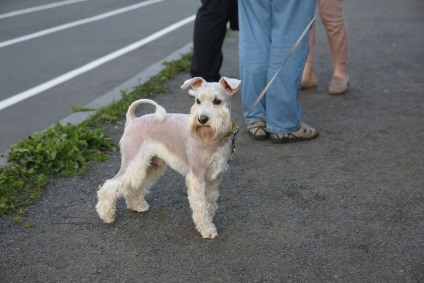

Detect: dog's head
[181,77,241,144]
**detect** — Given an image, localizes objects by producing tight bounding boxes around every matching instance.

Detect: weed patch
[0,165,47,217]
[9,123,115,177]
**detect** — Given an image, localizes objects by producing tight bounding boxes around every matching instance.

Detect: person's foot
[270,123,318,144]
[328,74,349,95]
[301,72,317,90]
[247,121,268,140]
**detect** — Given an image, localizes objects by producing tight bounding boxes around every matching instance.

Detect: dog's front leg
[205,175,221,221]
[186,172,218,239]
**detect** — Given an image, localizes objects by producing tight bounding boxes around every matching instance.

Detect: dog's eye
[196,98,201,104]
[213,99,222,105]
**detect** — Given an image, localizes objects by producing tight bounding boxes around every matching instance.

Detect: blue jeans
[239,0,316,133]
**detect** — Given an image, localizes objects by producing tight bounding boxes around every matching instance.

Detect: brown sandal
[270,123,318,144]
[247,121,268,141]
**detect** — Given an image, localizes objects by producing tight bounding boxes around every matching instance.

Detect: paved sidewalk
[1,0,423,282]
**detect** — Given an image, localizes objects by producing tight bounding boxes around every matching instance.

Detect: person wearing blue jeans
[239,0,319,143]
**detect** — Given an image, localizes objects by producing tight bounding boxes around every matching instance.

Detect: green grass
[9,122,115,177]
[71,105,97,113]
[0,51,192,219]
[0,165,47,217]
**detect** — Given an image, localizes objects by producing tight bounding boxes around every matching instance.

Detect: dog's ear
[181,77,206,91]
[219,77,241,95]
[188,89,197,97]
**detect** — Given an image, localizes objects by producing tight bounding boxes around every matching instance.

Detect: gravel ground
[1,0,423,282]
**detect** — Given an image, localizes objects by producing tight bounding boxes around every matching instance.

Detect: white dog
[95,77,241,238]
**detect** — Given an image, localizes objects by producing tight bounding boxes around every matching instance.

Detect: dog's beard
[194,125,219,144]
[188,116,226,145]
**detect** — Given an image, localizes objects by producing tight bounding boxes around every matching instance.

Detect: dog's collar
[224,120,238,138]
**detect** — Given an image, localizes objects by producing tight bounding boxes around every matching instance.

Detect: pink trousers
[307,0,348,65]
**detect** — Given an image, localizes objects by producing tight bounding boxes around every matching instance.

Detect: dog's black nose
[198,115,209,124]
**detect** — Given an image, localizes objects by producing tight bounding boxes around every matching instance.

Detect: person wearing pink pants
[301,0,349,95]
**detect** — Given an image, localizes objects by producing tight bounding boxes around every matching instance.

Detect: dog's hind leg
[124,157,166,213]
[96,177,123,223]
[186,172,218,239]
[96,154,137,223]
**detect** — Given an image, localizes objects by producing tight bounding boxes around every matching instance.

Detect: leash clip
[229,125,239,161]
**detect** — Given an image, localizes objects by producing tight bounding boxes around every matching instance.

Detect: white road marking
[0,0,165,49]
[0,0,89,20]
[0,15,195,111]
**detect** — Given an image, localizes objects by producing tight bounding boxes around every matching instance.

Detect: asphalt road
[0,0,423,282]
[0,0,199,153]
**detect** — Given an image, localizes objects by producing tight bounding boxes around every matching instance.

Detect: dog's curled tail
[126,99,166,124]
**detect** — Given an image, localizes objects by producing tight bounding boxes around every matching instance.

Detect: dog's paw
[99,213,115,224]
[204,231,219,239]
[96,205,116,224]
[127,203,150,213]
[199,227,219,239]
[126,200,150,213]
